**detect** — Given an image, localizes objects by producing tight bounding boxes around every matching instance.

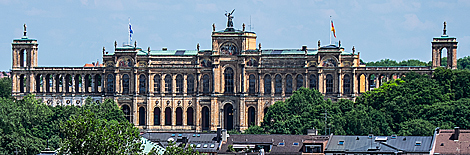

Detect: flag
[331,20,336,38]
[129,23,134,42]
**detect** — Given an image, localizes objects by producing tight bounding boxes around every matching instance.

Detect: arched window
[46,74,52,93]
[203,74,210,94]
[165,107,172,125]
[139,107,146,126]
[309,74,317,90]
[122,105,131,122]
[74,75,81,93]
[107,74,114,93]
[224,67,234,93]
[164,75,172,94]
[35,74,42,93]
[139,74,146,94]
[66,74,72,93]
[202,107,210,130]
[176,74,183,94]
[84,74,91,93]
[224,104,234,130]
[55,74,61,93]
[187,107,194,125]
[264,74,271,95]
[326,74,333,93]
[286,74,293,94]
[275,75,282,94]
[248,107,256,127]
[296,74,303,90]
[154,107,160,125]
[264,107,269,117]
[122,74,130,94]
[19,74,25,93]
[94,74,101,93]
[176,107,183,126]
[154,75,160,94]
[187,74,194,94]
[343,74,351,94]
[248,74,256,95]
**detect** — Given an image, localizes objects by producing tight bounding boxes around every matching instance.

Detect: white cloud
[195,3,217,13]
[368,0,421,14]
[401,14,434,31]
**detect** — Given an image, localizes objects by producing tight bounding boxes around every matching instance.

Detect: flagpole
[329,16,332,45]
[128,17,131,45]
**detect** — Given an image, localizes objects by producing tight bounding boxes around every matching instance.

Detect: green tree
[0,95,54,154]
[458,56,470,70]
[263,88,329,135]
[398,119,435,136]
[243,125,266,134]
[0,77,12,98]
[82,97,126,122]
[59,110,142,154]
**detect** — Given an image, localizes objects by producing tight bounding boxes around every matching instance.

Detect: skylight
[293,142,299,146]
[338,141,344,145]
[279,142,285,146]
[415,141,422,146]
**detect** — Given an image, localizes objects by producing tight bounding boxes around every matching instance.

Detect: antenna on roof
[248,15,254,31]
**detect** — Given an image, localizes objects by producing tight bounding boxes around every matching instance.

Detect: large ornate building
[10,18,457,132]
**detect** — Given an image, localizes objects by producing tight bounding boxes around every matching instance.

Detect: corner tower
[12,24,38,69]
[432,21,458,69]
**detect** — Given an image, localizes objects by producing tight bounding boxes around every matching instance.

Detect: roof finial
[23,24,27,36]
[212,23,215,32]
[318,40,321,48]
[134,41,137,47]
[352,46,355,55]
[242,23,245,31]
[197,43,200,51]
[102,47,105,55]
[114,41,117,48]
[443,21,447,36]
[258,43,261,50]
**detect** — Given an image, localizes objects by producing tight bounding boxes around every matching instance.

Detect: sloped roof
[326,135,433,154]
[434,129,470,155]
[141,132,219,153]
[218,134,328,154]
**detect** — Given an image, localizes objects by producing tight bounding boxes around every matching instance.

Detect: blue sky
[1,0,469,71]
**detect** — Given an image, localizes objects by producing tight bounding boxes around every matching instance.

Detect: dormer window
[279,142,285,146]
[293,142,299,146]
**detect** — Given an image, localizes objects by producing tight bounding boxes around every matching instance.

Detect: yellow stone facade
[11,22,456,132]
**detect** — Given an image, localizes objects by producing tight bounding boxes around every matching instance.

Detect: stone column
[42,74,46,93]
[82,74,86,93]
[52,74,56,93]
[183,74,188,96]
[149,74,154,94]
[281,75,285,96]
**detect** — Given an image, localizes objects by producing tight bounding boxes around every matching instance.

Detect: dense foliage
[260,67,470,136]
[365,56,470,70]
[0,83,141,155]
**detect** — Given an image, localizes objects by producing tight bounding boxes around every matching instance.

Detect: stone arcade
[10,19,457,132]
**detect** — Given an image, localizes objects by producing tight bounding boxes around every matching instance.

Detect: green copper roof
[13,36,37,41]
[137,50,198,56]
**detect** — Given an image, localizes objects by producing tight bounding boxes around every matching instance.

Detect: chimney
[454,127,460,140]
[222,129,228,142]
[217,127,222,141]
[162,47,167,51]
